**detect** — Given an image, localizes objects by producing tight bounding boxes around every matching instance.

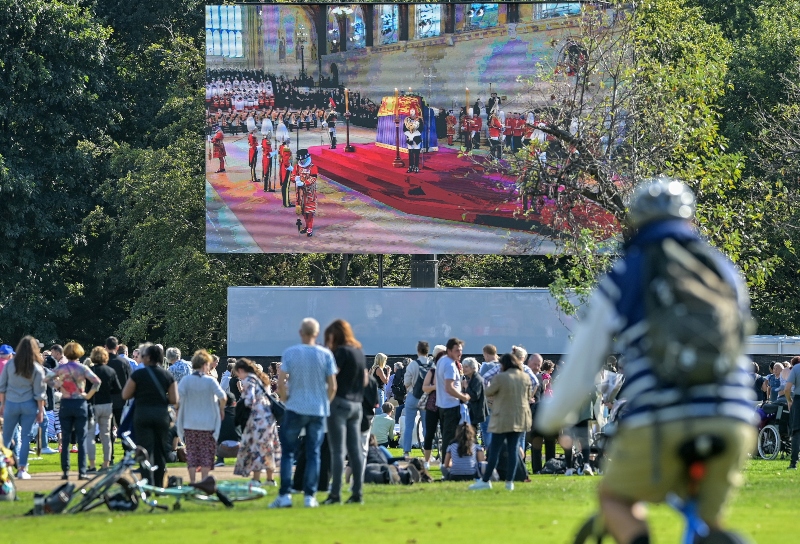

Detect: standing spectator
[462,358,487,429]
[233,358,281,486]
[122,344,178,486]
[45,342,101,481]
[784,356,800,469]
[422,345,446,468]
[131,347,144,371]
[105,336,131,460]
[118,345,137,371]
[528,353,555,473]
[371,353,389,405]
[402,341,431,456]
[768,362,785,402]
[436,338,470,456]
[0,344,13,376]
[177,350,227,484]
[228,358,242,402]
[469,352,531,491]
[39,346,59,455]
[215,392,240,467]
[322,319,367,505]
[0,336,47,480]
[390,361,408,422]
[209,355,220,381]
[86,346,121,470]
[478,344,500,447]
[166,348,191,383]
[750,362,766,402]
[220,359,235,393]
[272,318,337,509]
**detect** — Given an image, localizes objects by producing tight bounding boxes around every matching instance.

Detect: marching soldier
[445,110,457,146]
[211,125,226,173]
[295,149,318,237]
[471,110,483,150]
[488,104,504,160]
[404,108,423,173]
[279,138,293,207]
[512,112,524,153]
[247,116,259,183]
[261,129,274,192]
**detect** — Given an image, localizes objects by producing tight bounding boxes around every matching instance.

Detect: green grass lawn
[2,455,794,543]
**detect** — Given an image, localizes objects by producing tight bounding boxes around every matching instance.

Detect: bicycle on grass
[63,433,265,513]
[573,433,744,544]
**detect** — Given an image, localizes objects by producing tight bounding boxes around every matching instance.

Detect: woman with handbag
[176,349,226,484]
[122,343,178,487]
[233,358,281,486]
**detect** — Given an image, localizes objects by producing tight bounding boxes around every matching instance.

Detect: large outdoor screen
[205,2,615,255]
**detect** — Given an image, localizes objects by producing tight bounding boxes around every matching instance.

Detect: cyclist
[536,177,756,544]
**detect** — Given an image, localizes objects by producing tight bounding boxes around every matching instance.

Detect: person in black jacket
[86,347,122,470]
[462,358,487,427]
[105,336,131,460]
[122,344,178,486]
[215,392,241,466]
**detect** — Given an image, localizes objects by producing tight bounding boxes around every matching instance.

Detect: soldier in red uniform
[247,127,259,183]
[504,111,515,153]
[211,125,226,173]
[445,111,457,146]
[471,111,483,150]
[295,149,318,237]
[261,132,274,192]
[488,105,504,159]
[511,112,524,153]
[278,138,293,207]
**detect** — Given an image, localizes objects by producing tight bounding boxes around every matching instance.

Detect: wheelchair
[756,401,791,460]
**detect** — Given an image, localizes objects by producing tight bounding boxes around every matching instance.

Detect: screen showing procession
[205,2,621,255]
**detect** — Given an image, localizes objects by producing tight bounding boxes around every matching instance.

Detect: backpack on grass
[642,238,753,388]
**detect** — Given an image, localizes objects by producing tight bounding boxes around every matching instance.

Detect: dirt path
[15,465,243,493]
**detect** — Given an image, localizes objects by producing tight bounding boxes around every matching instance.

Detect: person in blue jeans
[272,318,338,509]
[402,342,431,456]
[45,342,101,480]
[0,337,47,480]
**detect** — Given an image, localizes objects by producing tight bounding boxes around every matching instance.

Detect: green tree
[0,0,114,344]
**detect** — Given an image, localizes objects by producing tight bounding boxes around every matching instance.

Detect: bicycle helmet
[628,175,696,228]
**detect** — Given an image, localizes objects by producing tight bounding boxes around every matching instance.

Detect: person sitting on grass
[370,402,395,447]
[442,423,486,481]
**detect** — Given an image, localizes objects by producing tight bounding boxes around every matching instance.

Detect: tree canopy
[1,0,798,355]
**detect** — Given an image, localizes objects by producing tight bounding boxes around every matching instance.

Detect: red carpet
[309,144,617,234]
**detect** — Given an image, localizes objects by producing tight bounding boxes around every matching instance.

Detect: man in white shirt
[436,338,470,454]
[401,341,430,455]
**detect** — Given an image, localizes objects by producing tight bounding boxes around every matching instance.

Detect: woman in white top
[176,349,226,484]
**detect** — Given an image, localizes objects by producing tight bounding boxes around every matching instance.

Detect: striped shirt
[599,220,757,428]
[446,442,482,476]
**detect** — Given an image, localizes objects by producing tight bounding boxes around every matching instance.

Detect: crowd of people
[205,70,380,136]
[0,325,788,498]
